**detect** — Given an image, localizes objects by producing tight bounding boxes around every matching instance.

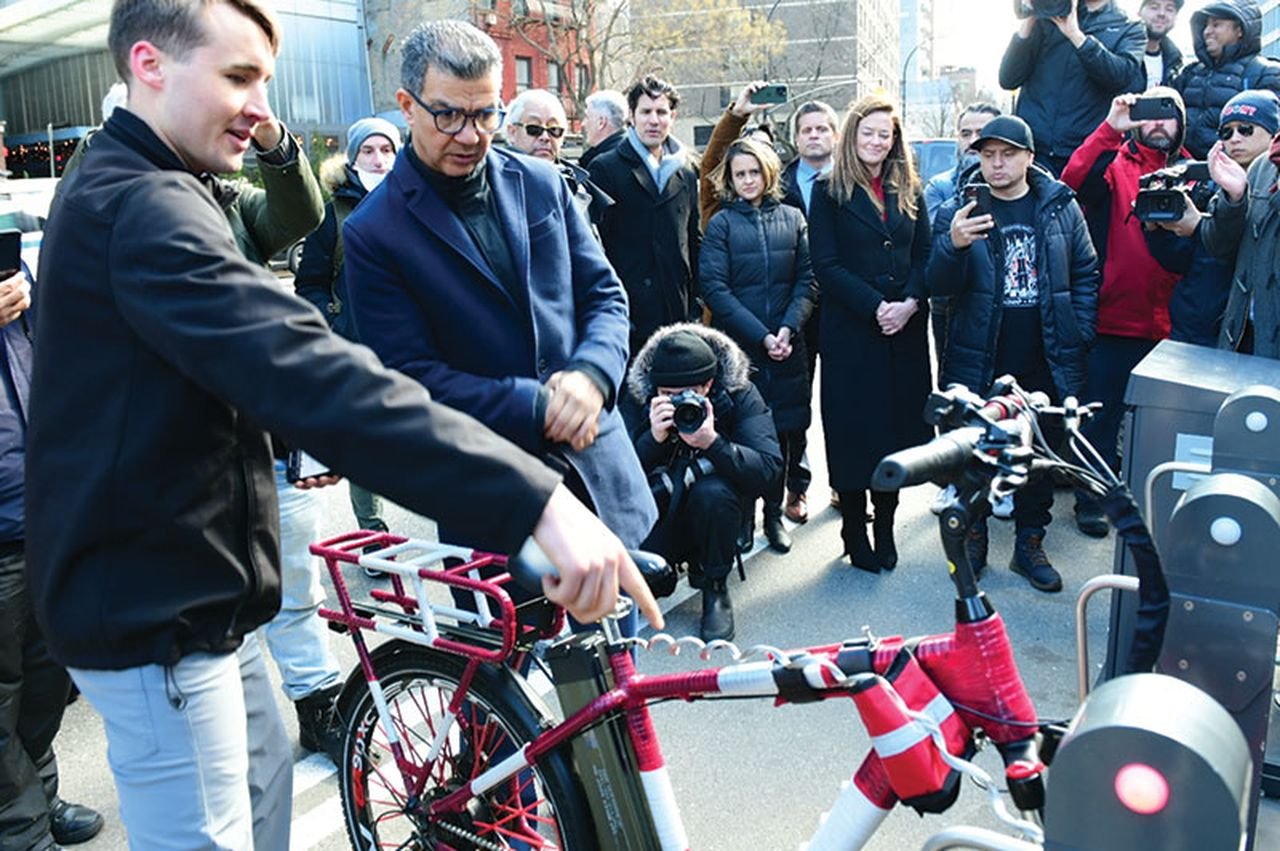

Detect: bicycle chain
[433,818,505,851]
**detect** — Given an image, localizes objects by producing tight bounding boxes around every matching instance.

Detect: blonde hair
[709,138,784,204]
[828,94,920,219]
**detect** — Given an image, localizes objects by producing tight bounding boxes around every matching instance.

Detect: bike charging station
[1095,340,1280,847]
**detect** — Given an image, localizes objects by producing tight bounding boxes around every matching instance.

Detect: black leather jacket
[28,110,560,669]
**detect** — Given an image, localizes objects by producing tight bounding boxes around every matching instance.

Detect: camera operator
[1144,91,1280,347]
[1000,0,1146,177]
[624,325,782,641]
[1061,89,1188,537]
[1199,92,1280,357]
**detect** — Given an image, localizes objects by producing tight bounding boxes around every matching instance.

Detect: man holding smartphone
[1060,89,1189,537]
[927,116,1099,592]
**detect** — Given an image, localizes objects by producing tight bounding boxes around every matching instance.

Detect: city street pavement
[53,402,1280,850]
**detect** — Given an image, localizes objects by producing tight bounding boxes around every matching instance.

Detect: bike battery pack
[544,634,664,851]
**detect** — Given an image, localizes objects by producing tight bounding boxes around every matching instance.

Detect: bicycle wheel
[340,647,595,850]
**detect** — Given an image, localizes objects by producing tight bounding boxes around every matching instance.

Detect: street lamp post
[900,43,923,121]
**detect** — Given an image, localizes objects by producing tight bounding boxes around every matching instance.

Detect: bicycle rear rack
[311,531,564,664]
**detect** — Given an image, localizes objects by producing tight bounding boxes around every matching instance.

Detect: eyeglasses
[406,89,505,136]
[511,123,565,139]
[1219,123,1258,140]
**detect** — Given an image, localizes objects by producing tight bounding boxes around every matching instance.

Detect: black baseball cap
[970,115,1035,153]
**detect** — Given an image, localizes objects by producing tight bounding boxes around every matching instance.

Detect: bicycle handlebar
[508,539,677,598]
[872,427,986,490]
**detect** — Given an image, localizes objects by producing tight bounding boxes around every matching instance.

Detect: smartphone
[286,449,332,483]
[750,83,788,105]
[0,229,21,276]
[963,184,992,216]
[1129,96,1180,122]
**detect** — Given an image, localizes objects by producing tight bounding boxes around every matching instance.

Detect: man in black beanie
[623,325,782,641]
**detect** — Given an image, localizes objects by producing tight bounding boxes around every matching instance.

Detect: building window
[547,62,562,94]
[515,56,533,92]
[576,63,590,99]
[514,0,529,15]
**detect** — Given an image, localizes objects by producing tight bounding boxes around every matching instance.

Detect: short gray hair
[585,90,627,131]
[399,20,502,95]
[507,89,566,125]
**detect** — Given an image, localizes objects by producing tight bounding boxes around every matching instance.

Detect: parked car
[910,138,958,183]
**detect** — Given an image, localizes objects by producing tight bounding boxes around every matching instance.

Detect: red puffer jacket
[1062,121,1186,340]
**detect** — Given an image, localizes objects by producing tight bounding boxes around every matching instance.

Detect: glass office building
[0,0,373,175]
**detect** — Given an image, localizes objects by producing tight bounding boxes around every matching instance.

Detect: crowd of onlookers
[5,0,1280,848]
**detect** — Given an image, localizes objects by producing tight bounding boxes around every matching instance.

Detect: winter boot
[737,508,755,555]
[1073,495,1108,538]
[1010,528,1063,592]
[700,579,734,642]
[296,683,345,764]
[841,491,878,573]
[763,504,792,553]
[870,491,899,570]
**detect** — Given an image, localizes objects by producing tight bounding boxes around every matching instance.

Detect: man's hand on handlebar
[532,484,665,629]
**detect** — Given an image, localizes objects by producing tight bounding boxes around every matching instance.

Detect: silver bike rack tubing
[1075,574,1140,702]
[920,826,1042,850]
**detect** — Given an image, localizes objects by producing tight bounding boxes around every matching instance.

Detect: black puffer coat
[999,1,1146,165]
[700,198,816,433]
[1174,0,1280,158]
[623,324,782,502]
[926,168,1100,400]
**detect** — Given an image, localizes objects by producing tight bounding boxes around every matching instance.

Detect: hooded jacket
[1173,0,1280,158]
[999,1,1147,164]
[294,155,367,340]
[1061,93,1189,340]
[623,324,781,502]
[927,166,1100,400]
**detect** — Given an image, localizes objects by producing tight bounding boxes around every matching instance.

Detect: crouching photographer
[624,325,782,642]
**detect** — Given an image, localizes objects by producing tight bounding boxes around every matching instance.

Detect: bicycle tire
[340,647,595,850]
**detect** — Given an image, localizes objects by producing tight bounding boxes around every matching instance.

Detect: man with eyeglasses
[1060,87,1189,538]
[505,88,613,231]
[343,22,656,587]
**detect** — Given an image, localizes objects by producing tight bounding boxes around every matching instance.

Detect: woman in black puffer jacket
[701,137,817,554]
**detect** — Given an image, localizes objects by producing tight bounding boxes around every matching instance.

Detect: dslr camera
[1134,161,1210,224]
[669,389,709,434]
[1015,0,1074,18]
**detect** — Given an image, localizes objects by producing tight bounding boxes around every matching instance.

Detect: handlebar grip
[508,539,677,598]
[872,426,985,490]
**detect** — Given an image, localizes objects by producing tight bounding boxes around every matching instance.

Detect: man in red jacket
[1061,87,1188,536]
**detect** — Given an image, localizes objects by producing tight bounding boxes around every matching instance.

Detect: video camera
[1014,0,1074,18]
[1133,161,1210,224]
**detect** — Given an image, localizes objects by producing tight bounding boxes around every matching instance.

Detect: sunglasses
[512,123,565,139]
[1219,124,1258,140]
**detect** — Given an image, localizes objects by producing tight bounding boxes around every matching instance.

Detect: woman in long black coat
[808,94,933,573]
[700,137,817,554]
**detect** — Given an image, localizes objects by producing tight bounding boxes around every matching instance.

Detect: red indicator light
[1114,762,1169,815]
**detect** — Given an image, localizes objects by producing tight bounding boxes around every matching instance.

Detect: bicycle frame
[313,508,1046,851]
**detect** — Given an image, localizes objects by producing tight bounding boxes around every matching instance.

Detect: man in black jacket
[579,89,627,170]
[1000,0,1146,176]
[29,2,661,847]
[1172,0,1280,158]
[1139,0,1184,88]
[927,116,1100,593]
[624,325,781,642]
[589,75,702,355]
